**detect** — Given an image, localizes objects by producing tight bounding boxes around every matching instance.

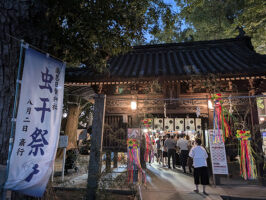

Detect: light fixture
[63,113,67,118]
[208,100,213,109]
[259,117,265,122]
[143,129,148,133]
[131,101,137,110]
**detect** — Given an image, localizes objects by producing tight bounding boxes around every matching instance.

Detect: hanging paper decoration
[144,132,151,162]
[185,118,195,131]
[196,106,201,117]
[236,130,257,180]
[127,138,142,183]
[127,128,144,184]
[141,118,153,128]
[212,93,232,143]
[154,118,163,131]
[195,118,202,134]
[164,118,174,131]
[175,118,184,131]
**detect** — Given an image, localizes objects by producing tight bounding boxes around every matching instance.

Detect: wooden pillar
[86,94,106,200]
[106,151,111,172]
[113,152,118,168]
[131,113,139,128]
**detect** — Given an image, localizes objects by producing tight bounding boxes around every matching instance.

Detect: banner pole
[2,41,25,200]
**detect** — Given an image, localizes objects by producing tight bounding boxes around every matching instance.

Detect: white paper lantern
[164,118,174,131]
[154,118,164,131]
[175,118,184,131]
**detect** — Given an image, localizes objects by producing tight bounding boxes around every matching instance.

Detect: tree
[149,0,265,54]
[173,0,266,53]
[0,0,175,198]
[233,0,266,54]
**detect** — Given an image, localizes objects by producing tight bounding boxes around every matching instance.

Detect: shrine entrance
[54,86,266,199]
[59,36,266,198]
[101,94,266,185]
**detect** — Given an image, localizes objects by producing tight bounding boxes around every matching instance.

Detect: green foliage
[177,0,244,39]
[79,100,93,127]
[234,0,266,54]
[38,0,175,70]
[257,97,265,110]
[152,0,265,54]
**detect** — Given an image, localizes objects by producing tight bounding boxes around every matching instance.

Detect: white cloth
[176,138,188,150]
[189,145,208,168]
[160,140,164,151]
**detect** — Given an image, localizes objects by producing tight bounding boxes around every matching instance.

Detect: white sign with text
[209,130,228,175]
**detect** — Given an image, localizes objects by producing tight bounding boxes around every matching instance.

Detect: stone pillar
[86,94,106,200]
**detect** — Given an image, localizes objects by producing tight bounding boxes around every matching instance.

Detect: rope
[106,95,266,101]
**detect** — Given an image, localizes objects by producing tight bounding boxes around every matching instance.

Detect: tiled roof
[66,36,266,82]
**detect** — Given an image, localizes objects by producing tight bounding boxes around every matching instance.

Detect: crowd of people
[147,132,209,195]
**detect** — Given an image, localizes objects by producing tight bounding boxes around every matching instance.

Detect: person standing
[176,133,189,173]
[150,140,156,163]
[189,138,209,195]
[186,135,193,173]
[175,134,180,167]
[162,135,168,167]
[164,134,176,169]
[156,136,162,164]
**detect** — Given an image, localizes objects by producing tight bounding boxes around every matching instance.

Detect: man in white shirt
[189,138,209,195]
[176,133,188,173]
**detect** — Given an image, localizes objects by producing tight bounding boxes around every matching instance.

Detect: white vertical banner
[5,48,65,197]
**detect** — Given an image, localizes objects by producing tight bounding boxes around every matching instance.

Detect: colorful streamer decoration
[212,93,232,143]
[236,130,257,180]
[142,118,153,128]
[127,138,142,183]
[144,133,151,162]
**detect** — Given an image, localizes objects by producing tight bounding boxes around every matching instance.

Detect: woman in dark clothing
[162,135,168,167]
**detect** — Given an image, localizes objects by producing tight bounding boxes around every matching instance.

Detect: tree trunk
[0,0,52,163]
[0,1,53,199]
[64,96,81,150]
